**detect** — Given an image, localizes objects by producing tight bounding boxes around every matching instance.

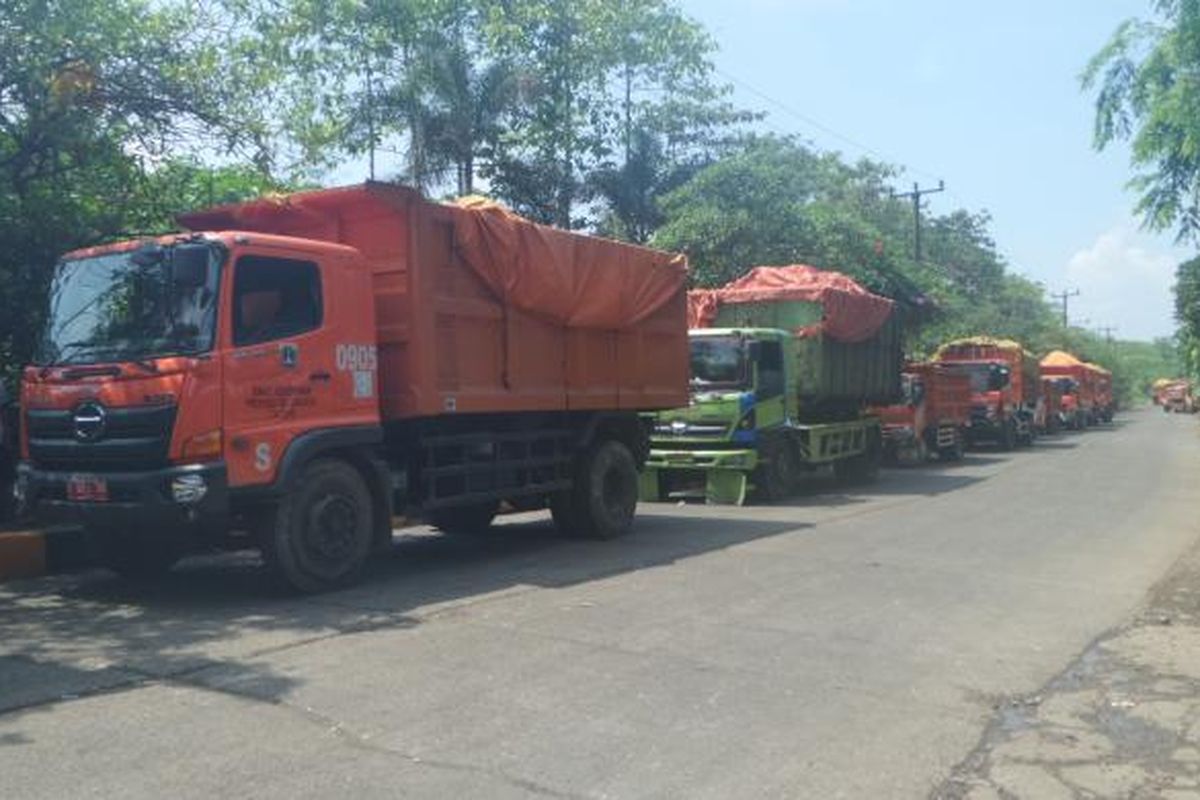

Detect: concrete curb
[0,526,90,581]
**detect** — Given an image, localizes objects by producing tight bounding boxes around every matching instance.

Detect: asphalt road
[2,409,1199,799]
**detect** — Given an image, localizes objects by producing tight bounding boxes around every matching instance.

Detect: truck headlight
[171,473,208,504]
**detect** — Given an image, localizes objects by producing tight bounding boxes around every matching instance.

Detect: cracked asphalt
[2,408,1199,799]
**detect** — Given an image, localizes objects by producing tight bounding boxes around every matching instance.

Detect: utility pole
[891,180,945,262]
[1097,325,1117,344]
[1050,288,1080,328]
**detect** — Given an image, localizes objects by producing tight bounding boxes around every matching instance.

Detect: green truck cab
[640,328,883,505]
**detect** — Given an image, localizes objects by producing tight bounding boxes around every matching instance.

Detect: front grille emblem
[73,401,107,442]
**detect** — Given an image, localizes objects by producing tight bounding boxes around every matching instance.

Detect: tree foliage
[0,0,1164,400]
[1083,0,1200,241]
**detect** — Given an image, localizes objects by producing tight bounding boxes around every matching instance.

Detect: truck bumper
[17,461,230,538]
[640,448,758,505]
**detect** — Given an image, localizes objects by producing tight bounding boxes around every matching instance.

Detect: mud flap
[638,468,662,502]
[706,471,748,506]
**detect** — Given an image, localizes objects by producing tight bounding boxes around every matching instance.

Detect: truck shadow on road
[0,512,807,738]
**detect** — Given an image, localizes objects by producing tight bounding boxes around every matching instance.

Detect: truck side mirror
[170,245,210,289]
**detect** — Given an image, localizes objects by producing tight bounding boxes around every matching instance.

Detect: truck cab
[642,328,880,505]
[19,232,382,580]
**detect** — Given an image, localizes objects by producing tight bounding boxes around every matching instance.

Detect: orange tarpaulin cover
[687,264,894,342]
[181,185,688,332]
[449,196,687,329]
[1041,350,1086,368]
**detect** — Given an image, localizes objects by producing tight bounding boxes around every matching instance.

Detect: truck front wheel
[551,440,638,540]
[755,437,800,501]
[262,458,374,593]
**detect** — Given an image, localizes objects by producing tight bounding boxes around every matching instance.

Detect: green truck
[639,266,903,505]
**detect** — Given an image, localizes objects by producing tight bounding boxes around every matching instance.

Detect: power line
[890,181,945,262]
[714,66,948,185]
[1050,288,1081,328]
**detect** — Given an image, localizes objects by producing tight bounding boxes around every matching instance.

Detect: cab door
[221,249,338,488]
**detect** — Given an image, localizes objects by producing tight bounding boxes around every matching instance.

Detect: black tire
[95,528,182,580]
[998,419,1017,451]
[551,440,638,540]
[429,501,500,535]
[834,430,882,484]
[754,436,801,501]
[261,458,374,593]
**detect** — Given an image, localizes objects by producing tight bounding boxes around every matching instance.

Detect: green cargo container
[711,299,902,416]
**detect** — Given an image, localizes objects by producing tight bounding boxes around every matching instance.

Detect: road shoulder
[934,531,1200,799]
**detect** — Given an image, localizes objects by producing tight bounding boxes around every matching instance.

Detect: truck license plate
[66,474,109,503]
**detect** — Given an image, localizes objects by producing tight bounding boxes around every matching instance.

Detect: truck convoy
[16,183,689,591]
[933,338,1040,450]
[639,265,902,504]
[873,363,971,464]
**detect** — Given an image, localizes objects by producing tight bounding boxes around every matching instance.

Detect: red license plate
[66,474,109,503]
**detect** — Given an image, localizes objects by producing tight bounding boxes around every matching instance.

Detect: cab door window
[756,340,785,398]
[232,256,322,346]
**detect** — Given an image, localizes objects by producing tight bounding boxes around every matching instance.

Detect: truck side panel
[184,186,689,421]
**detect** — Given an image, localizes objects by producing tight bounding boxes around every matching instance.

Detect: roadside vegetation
[0,0,1178,403]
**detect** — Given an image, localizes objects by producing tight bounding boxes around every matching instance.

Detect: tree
[0,0,270,390]
[1083,1,1200,241]
[652,137,915,291]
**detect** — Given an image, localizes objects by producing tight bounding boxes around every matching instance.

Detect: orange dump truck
[1040,350,1094,430]
[17,183,689,591]
[933,337,1040,450]
[1162,380,1196,413]
[1086,362,1114,423]
[1038,377,1063,434]
[1152,378,1174,405]
[873,362,971,463]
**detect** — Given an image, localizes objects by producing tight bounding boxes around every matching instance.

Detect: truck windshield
[36,243,222,366]
[945,363,1004,393]
[689,336,747,389]
[1053,377,1078,395]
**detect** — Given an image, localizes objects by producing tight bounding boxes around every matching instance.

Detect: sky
[677,0,1189,341]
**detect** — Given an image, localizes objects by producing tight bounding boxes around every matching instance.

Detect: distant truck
[873,363,971,464]
[1163,380,1196,414]
[18,184,689,591]
[1039,377,1064,434]
[640,265,902,505]
[933,338,1040,450]
[1152,378,1173,406]
[1086,362,1114,423]
[1040,351,1094,430]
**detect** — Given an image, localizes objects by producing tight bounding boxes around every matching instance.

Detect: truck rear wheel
[999,419,1017,451]
[834,430,882,484]
[755,437,800,501]
[429,502,500,535]
[95,528,182,580]
[261,458,373,593]
[551,440,638,540]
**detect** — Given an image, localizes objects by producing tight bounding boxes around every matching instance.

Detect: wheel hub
[306,494,359,564]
